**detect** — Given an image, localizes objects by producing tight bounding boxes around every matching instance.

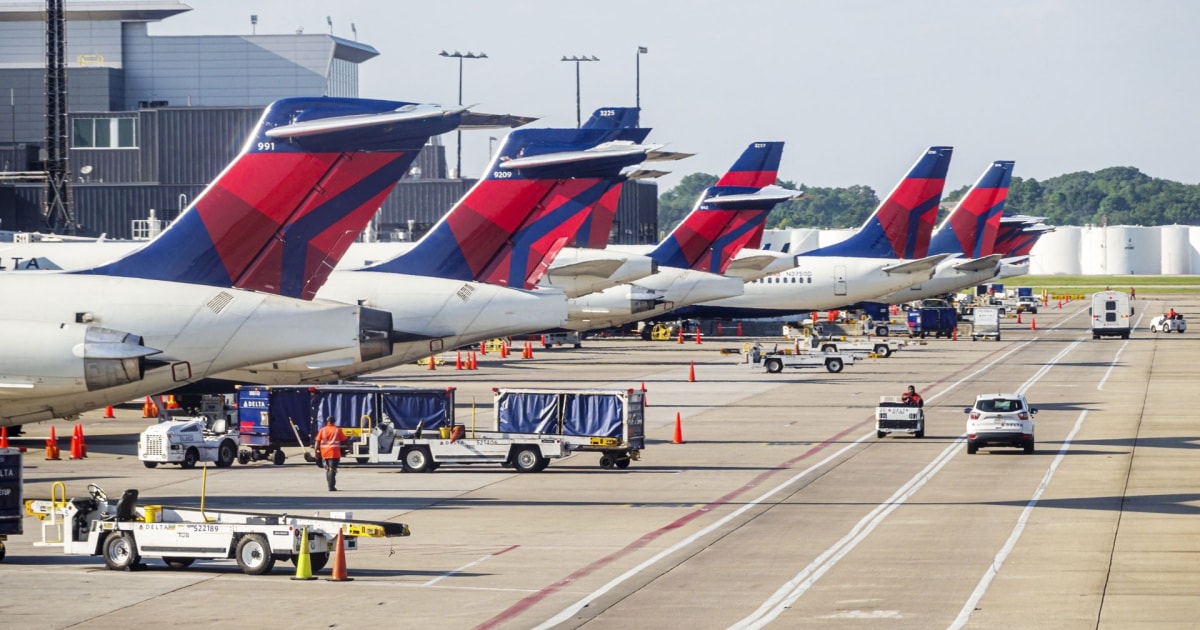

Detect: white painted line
[948,409,1089,629]
[423,545,519,587]
[1098,308,1145,391]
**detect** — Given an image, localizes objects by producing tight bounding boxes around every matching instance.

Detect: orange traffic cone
[1031,317,1037,331]
[470,351,478,370]
[677,328,684,344]
[1057,300,1063,309]
[688,362,696,382]
[500,342,509,359]
[327,529,353,582]
[427,355,436,370]
[541,334,548,348]
[672,412,684,444]
[479,340,487,356]
[640,381,648,407]
[526,342,534,359]
[45,426,61,460]
[0,426,8,449]
[69,424,82,460]
[166,395,180,410]
[103,405,115,419]
[455,351,463,370]
[142,396,154,418]
[695,329,703,345]
[952,326,958,341]
[77,423,87,458]
[1016,311,1022,324]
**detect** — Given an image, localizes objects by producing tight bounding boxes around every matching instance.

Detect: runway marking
[1098,308,1145,391]
[728,339,1083,629]
[423,545,519,587]
[949,410,1089,629]
[516,340,1035,630]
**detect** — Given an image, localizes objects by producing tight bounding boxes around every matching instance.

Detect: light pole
[636,46,647,111]
[561,55,599,127]
[439,50,487,179]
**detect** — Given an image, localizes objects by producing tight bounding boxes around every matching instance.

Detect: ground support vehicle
[236,385,455,465]
[964,393,1037,454]
[875,396,924,438]
[352,424,570,473]
[640,320,700,341]
[493,388,645,469]
[802,335,904,358]
[0,448,22,562]
[24,483,407,574]
[755,346,855,373]
[907,306,957,338]
[541,332,583,348]
[138,416,240,469]
[1150,314,1186,333]
[971,306,1001,341]
[870,320,911,337]
[1089,290,1134,339]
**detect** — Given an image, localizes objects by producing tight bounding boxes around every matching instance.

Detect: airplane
[991,215,1054,280]
[674,146,955,320]
[562,141,803,332]
[865,160,1015,305]
[0,96,473,428]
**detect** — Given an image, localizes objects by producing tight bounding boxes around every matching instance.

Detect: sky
[147,0,1200,194]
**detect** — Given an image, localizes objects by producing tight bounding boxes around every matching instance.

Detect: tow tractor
[138,415,240,469]
[24,482,409,574]
[875,396,925,438]
[748,343,855,373]
[796,335,903,359]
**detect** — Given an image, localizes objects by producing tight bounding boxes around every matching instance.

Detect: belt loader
[24,482,408,574]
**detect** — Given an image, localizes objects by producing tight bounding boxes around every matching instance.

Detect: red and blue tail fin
[929,161,1014,258]
[78,97,463,298]
[995,217,1052,256]
[365,108,652,288]
[809,146,952,259]
[650,142,796,274]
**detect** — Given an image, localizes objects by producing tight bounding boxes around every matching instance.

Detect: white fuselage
[0,274,370,426]
[873,257,1002,305]
[563,267,744,331]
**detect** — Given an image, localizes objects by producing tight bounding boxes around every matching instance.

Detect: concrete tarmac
[1,295,1197,629]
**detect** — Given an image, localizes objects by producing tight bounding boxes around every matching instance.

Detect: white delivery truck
[1089,290,1133,339]
[971,306,1001,341]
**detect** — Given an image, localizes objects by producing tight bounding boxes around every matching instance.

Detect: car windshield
[978,398,1021,413]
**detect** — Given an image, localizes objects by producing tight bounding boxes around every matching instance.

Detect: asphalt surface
[2,295,1197,629]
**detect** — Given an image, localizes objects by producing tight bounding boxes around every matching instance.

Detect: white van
[1089,290,1133,339]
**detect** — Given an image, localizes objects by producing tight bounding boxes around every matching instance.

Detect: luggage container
[493,388,645,468]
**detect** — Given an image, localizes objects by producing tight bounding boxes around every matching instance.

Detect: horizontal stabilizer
[952,254,1002,273]
[390,329,441,344]
[644,149,694,162]
[548,258,627,278]
[726,253,787,273]
[78,341,162,360]
[703,184,802,205]
[499,141,661,170]
[625,168,670,180]
[882,253,950,275]
[266,103,468,139]
[458,111,539,129]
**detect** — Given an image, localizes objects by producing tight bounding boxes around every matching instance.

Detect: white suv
[963,393,1038,454]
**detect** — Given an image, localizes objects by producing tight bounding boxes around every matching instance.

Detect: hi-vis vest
[316,425,344,459]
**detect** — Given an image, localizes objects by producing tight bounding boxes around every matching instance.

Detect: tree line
[656,167,1200,235]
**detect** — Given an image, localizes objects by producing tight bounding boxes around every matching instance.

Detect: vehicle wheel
[511,446,542,473]
[825,357,844,373]
[876,326,889,337]
[163,557,194,569]
[1093,334,1100,340]
[308,551,329,573]
[1122,333,1130,339]
[996,334,1001,341]
[1024,438,1035,454]
[180,447,199,469]
[599,453,616,469]
[615,457,631,469]
[237,451,250,465]
[143,461,158,469]
[877,430,886,439]
[0,541,5,562]
[640,327,652,341]
[356,456,369,464]
[215,440,237,468]
[821,344,837,353]
[402,447,432,473]
[873,344,891,358]
[573,343,582,348]
[272,449,286,466]
[966,441,978,455]
[765,358,783,374]
[103,532,140,571]
[235,534,275,575]
[915,430,924,439]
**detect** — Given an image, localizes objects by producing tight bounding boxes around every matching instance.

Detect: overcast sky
[149,0,1199,194]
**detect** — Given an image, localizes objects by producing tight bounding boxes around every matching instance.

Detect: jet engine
[0,321,161,393]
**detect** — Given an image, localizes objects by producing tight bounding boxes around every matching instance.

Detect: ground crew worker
[901,385,924,408]
[315,417,347,492]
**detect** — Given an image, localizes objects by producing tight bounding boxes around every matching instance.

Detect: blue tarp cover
[383,391,451,430]
[497,392,560,433]
[314,390,378,434]
[563,393,622,438]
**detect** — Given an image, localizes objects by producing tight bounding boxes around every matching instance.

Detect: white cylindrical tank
[1160,225,1192,275]
[1105,226,1159,275]
[1030,226,1081,275]
[1080,225,1105,274]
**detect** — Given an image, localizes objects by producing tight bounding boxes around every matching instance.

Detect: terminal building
[0,1,658,242]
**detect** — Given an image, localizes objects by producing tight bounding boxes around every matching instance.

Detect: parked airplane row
[0,97,1050,429]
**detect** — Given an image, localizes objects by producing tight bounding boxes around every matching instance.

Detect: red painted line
[475,423,864,630]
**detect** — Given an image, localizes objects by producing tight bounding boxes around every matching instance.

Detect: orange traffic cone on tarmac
[141,396,155,418]
[166,395,180,410]
[103,405,115,419]
[1057,300,1063,309]
[69,424,82,460]
[470,351,478,370]
[1016,311,1022,324]
[640,381,648,407]
[45,426,60,460]
[526,341,535,359]
[427,355,437,370]
[672,412,684,444]
[455,351,463,370]
[695,329,703,345]
[77,423,87,458]
[952,326,958,341]
[1031,317,1037,331]
[502,342,510,359]
[541,334,548,348]
[677,328,684,344]
[688,362,696,382]
[327,529,353,582]
[479,340,487,355]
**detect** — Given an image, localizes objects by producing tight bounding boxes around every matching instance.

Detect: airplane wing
[499,141,662,169]
[266,103,469,139]
[457,112,539,129]
[952,254,1002,273]
[882,253,951,275]
[644,149,694,162]
[625,169,670,180]
[547,258,628,278]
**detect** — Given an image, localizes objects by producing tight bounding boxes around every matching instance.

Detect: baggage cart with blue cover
[0,447,21,561]
[493,388,645,469]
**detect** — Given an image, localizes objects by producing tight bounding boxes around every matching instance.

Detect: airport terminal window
[72,118,138,149]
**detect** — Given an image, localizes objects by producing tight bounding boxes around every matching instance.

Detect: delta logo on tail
[808,146,953,259]
[650,142,794,274]
[929,161,1014,257]
[995,217,1052,256]
[79,97,464,299]
[368,108,653,288]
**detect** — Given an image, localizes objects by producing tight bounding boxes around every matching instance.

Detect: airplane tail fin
[79,97,465,298]
[928,161,1014,257]
[365,108,654,288]
[809,146,952,259]
[650,142,798,274]
[995,219,1053,257]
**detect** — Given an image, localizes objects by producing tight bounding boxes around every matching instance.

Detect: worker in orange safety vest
[314,417,348,491]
